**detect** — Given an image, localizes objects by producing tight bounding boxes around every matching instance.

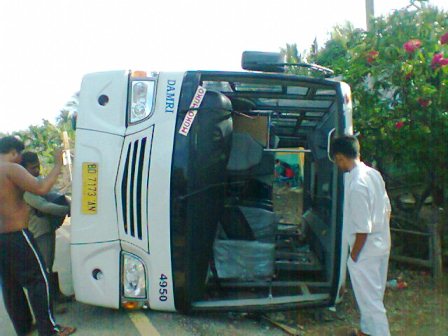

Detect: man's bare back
[0,150,63,234]
[0,162,31,233]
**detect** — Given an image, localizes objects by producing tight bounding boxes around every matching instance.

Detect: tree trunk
[428,206,444,286]
[414,182,432,217]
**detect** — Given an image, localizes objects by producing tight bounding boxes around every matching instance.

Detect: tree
[13,120,62,174]
[2,92,79,177]
[284,2,448,266]
[281,43,303,64]
[57,91,79,142]
[308,22,364,75]
[310,3,448,214]
[280,43,316,76]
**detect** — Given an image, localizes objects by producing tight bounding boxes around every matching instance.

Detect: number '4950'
[159,274,168,302]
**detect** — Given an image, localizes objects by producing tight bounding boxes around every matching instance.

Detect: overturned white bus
[70,52,353,313]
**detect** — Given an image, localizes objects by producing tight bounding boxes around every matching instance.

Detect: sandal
[56,326,77,335]
[349,330,370,336]
[25,324,37,336]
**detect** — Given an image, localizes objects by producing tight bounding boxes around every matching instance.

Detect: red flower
[405,72,413,80]
[418,98,431,108]
[431,53,448,68]
[432,53,443,64]
[395,121,405,129]
[403,39,422,53]
[441,32,448,45]
[367,50,379,63]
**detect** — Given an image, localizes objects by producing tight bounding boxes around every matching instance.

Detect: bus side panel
[76,70,128,136]
[145,72,185,311]
[334,82,352,304]
[71,241,121,308]
[170,72,235,312]
[71,130,123,244]
[169,72,201,312]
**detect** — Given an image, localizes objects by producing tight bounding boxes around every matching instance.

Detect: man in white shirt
[331,136,391,336]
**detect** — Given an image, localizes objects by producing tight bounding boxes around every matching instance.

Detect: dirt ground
[270,187,447,335]
[260,268,447,335]
[273,186,303,225]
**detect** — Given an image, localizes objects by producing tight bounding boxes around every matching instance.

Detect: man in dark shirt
[0,136,75,336]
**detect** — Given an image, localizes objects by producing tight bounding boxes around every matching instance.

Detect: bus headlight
[128,80,156,124]
[122,253,147,299]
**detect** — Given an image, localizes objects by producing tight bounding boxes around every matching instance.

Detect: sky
[0,0,447,133]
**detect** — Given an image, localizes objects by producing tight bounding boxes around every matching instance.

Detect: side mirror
[241,50,334,77]
[241,51,286,73]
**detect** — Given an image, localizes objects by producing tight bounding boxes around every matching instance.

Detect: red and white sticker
[178,86,207,136]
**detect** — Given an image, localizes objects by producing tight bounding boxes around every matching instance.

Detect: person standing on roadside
[0,136,76,336]
[21,151,73,307]
[331,136,391,336]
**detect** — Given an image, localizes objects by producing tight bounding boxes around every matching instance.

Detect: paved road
[0,224,286,335]
[0,289,285,336]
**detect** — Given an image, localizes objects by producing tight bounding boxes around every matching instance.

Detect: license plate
[82,162,98,214]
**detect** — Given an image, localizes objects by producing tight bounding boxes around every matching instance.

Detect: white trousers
[347,254,391,336]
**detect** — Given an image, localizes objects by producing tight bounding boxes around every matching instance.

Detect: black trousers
[0,229,60,336]
[35,232,56,273]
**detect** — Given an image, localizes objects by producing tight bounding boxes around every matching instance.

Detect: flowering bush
[403,39,422,53]
[431,52,448,68]
[395,121,405,129]
[441,32,448,45]
[367,50,380,63]
[313,3,448,211]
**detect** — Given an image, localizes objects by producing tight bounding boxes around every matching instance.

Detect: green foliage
[13,120,62,174]
[281,43,322,77]
[281,43,303,64]
[309,4,448,205]
[57,92,79,141]
[2,93,78,175]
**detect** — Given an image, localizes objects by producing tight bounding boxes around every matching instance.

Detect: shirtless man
[0,136,76,336]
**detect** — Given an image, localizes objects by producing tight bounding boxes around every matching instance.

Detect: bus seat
[239,206,277,243]
[226,132,275,181]
[226,132,263,171]
[181,90,234,303]
[220,206,256,241]
[213,240,276,280]
[220,206,277,243]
